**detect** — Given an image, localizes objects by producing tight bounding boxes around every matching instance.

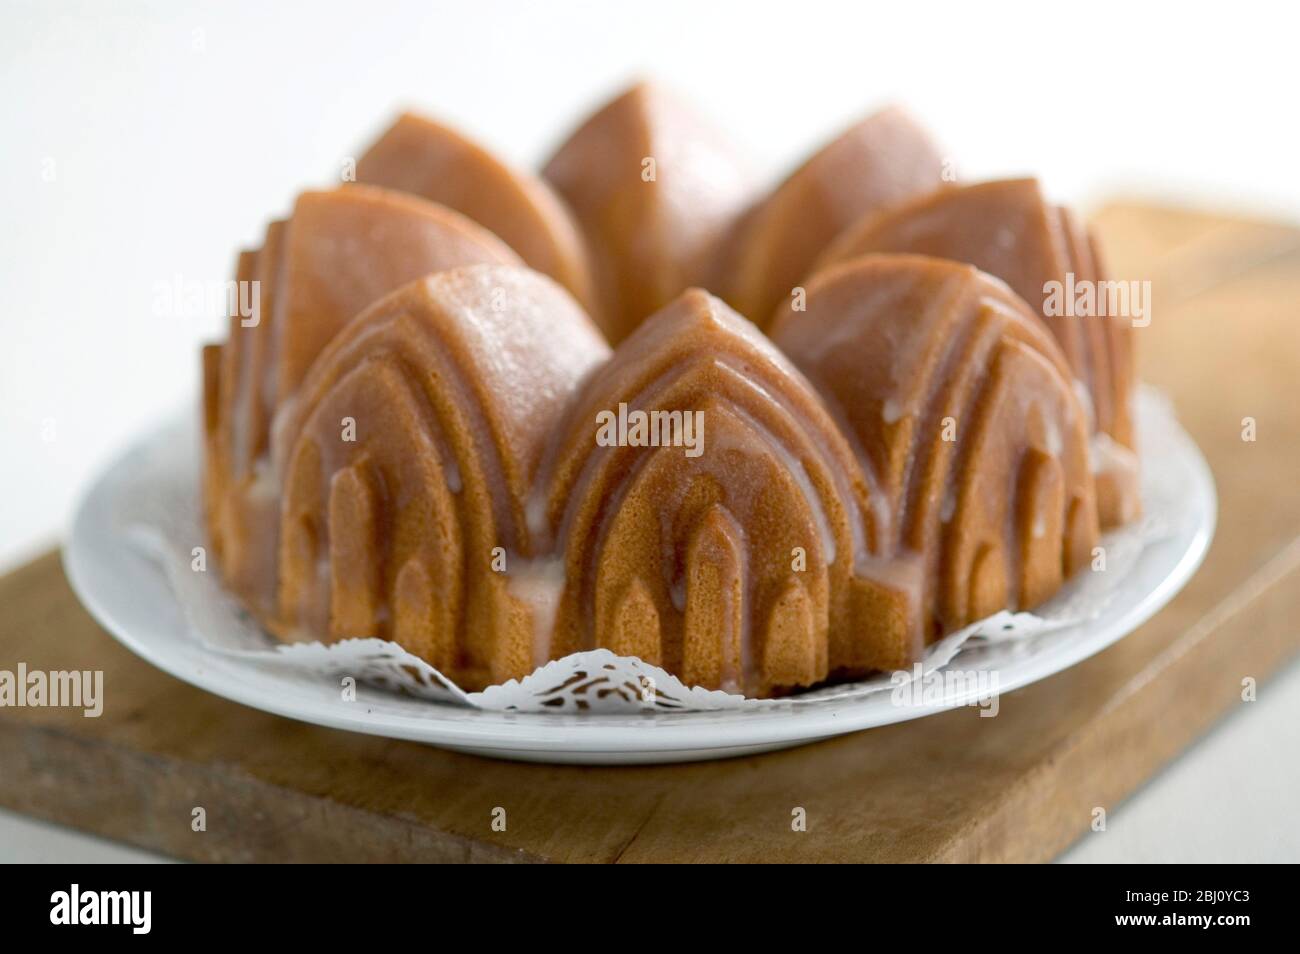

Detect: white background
[2,0,1298,862]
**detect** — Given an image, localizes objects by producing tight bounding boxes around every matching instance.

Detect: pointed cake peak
[356,113,598,316]
[718,105,947,327]
[544,83,752,344]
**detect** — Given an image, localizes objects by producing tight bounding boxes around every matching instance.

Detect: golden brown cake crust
[357,112,600,318]
[205,185,522,620]
[543,82,752,344]
[266,265,610,685]
[814,179,1138,526]
[719,106,947,327]
[770,254,1100,638]
[531,288,885,694]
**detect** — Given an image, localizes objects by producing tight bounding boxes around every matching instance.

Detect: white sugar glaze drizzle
[505,555,568,668]
[707,384,837,566]
[1072,378,1096,432]
[711,360,857,567]
[1090,431,1137,477]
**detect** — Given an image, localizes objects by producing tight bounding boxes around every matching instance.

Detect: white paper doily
[65,387,1214,763]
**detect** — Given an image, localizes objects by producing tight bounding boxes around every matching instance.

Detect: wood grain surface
[1,202,1298,863]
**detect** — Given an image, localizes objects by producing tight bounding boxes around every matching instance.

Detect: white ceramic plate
[65,393,1215,764]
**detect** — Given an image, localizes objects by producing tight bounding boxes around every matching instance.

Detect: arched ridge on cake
[202,186,522,619]
[812,179,1137,526]
[771,254,1100,641]
[265,265,610,687]
[532,288,922,696]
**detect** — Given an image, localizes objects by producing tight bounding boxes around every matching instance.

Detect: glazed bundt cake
[202,83,1138,698]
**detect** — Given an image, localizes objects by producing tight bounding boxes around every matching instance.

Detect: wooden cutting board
[2,202,1298,863]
